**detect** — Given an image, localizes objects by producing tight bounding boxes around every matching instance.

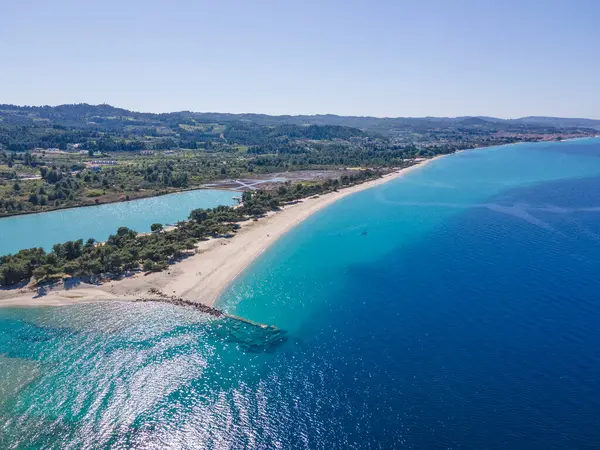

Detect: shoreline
[0,156,445,309]
[0,185,237,221]
[3,136,595,221]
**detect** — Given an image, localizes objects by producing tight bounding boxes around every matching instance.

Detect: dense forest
[0,104,368,152]
[1,103,597,153]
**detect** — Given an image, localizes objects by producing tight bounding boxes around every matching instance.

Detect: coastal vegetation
[0,137,428,216]
[2,104,595,217]
[0,169,379,287]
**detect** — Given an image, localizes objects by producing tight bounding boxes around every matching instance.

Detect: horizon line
[2,102,599,122]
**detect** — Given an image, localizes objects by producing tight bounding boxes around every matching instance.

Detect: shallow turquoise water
[1,139,600,449]
[0,189,235,255]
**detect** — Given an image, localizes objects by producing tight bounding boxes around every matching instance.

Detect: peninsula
[0,157,441,308]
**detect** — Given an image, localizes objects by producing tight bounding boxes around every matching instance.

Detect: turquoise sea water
[0,189,235,255]
[1,139,600,448]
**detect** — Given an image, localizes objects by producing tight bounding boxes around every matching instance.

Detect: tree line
[0,170,381,287]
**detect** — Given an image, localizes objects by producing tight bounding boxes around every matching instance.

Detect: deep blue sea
[1,139,600,449]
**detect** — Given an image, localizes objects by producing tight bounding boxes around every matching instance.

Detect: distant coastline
[0,156,447,308]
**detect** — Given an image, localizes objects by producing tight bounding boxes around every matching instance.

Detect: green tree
[0,261,31,286]
[23,152,34,167]
[32,264,57,281]
[28,193,39,205]
[189,208,209,223]
[241,191,253,203]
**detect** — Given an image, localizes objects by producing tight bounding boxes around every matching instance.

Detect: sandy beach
[0,157,442,308]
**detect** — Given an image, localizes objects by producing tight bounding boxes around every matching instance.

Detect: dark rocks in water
[220,318,288,353]
[136,295,224,318]
[136,291,287,352]
[361,230,368,236]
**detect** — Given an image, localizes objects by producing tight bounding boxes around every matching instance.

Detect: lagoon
[0,189,235,255]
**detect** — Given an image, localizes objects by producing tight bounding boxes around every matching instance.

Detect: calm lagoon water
[0,189,235,255]
[1,139,600,449]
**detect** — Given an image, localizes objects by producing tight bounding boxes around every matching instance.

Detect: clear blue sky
[1,0,598,118]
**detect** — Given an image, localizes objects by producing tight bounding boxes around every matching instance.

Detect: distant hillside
[0,104,371,152]
[2,103,599,131]
[0,103,597,152]
[188,112,600,134]
[510,116,600,130]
